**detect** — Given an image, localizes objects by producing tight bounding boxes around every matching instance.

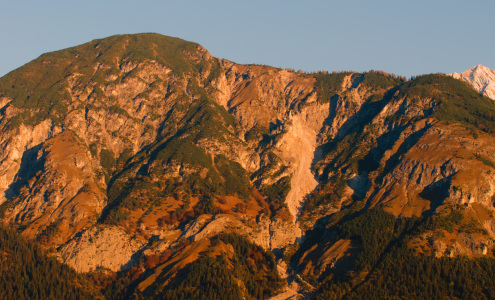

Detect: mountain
[451,64,495,100]
[1,33,495,298]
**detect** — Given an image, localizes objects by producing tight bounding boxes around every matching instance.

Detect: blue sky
[0,1,493,78]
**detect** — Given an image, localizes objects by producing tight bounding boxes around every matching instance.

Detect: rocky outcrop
[181,213,300,251]
[58,226,145,272]
[369,122,495,217]
[212,62,315,132]
[0,120,61,205]
[2,131,106,244]
[269,219,302,250]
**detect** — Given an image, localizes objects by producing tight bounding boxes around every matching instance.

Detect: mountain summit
[451,64,495,100]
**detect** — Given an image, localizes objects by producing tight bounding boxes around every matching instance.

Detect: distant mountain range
[451,64,495,100]
[2,33,495,299]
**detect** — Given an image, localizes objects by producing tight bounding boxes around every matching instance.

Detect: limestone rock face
[248,215,272,249]
[210,62,328,226]
[181,214,214,240]
[58,226,144,272]
[269,219,302,250]
[187,214,244,242]
[2,131,106,244]
[0,119,61,205]
[370,122,495,218]
[181,213,300,251]
[212,62,315,132]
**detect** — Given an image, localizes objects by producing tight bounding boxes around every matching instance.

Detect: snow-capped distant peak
[450,65,495,100]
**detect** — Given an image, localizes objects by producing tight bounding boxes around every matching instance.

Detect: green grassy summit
[0,33,205,127]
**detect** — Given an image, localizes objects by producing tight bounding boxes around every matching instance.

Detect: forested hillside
[0,225,101,299]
